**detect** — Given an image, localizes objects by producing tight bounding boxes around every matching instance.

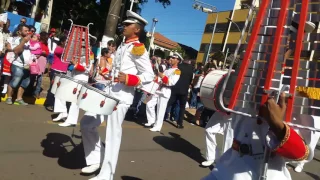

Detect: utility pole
[40,0,53,32]
[101,0,122,47]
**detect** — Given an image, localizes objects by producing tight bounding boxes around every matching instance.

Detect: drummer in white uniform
[203,93,313,180]
[52,51,94,127]
[148,53,181,132]
[80,11,154,179]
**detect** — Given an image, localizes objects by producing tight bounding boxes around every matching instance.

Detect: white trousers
[146,95,158,124]
[151,95,169,130]
[54,98,79,125]
[205,112,233,162]
[81,104,130,180]
[80,112,105,165]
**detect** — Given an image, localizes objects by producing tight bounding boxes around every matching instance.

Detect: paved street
[0,103,319,180]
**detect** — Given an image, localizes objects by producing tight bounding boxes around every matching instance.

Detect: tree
[50,0,172,41]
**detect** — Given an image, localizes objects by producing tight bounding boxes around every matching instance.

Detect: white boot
[1,84,7,94]
[150,127,160,132]
[201,160,215,167]
[88,177,99,180]
[294,164,304,173]
[81,164,100,174]
[58,122,75,127]
[144,122,154,127]
[53,113,68,121]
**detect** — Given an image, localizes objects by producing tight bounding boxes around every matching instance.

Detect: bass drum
[200,70,234,112]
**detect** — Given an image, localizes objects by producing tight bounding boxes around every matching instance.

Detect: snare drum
[140,81,160,95]
[55,76,87,103]
[51,74,65,95]
[77,84,119,115]
[200,70,234,112]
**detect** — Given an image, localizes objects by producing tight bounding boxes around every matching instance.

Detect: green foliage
[51,0,172,40]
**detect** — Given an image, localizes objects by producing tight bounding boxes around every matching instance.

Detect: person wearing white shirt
[5,24,32,105]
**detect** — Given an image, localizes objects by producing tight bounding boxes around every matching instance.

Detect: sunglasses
[20,21,26,23]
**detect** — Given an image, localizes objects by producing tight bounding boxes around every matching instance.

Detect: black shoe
[177,124,184,129]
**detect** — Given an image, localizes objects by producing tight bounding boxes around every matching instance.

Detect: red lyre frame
[261,0,290,106]
[77,27,83,64]
[71,27,79,63]
[228,0,270,109]
[286,0,309,122]
[85,27,89,65]
[63,26,76,62]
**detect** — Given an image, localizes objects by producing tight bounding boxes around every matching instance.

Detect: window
[199,43,223,53]
[204,22,246,33]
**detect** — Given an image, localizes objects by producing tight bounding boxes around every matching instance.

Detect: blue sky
[140,0,236,51]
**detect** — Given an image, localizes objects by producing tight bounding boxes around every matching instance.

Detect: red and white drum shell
[77,84,120,115]
[55,76,87,103]
[51,74,65,95]
[200,70,234,112]
[140,81,160,95]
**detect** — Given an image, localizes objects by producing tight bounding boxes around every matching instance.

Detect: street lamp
[148,18,159,54]
[193,0,218,65]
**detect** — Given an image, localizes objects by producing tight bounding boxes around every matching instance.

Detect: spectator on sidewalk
[0,19,11,94]
[6,24,31,105]
[47,28,59,65]
[29,32,49,98]
[44,36,67,110]
[12,17,26,36]
[190,64,203,108]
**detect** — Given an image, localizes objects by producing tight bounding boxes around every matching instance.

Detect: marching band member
[203,93,313,180]
[201,114,232,167]
[53,50,94,127]
[80,11,154,180]
[147,53,181,132]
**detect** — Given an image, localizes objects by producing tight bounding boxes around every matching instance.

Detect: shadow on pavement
[153,132,205,164]
[121,176,143,180]
[41,132,86,170]
[305,172,320,180]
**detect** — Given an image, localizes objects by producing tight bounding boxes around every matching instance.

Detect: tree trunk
[31,0,40,18]
[101,0,122,47]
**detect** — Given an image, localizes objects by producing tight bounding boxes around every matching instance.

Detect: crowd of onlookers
[0,16,220,129]
[130,55,224,128]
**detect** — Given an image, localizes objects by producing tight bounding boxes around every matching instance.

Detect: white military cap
[172,52,183,61]
[123,10,148,26]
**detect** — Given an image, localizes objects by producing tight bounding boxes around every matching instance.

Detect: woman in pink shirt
[45,36,68,110]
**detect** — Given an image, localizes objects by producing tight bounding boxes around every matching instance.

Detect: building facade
[196,0,259,63]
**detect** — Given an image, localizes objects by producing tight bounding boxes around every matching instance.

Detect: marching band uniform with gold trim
[149,66,180,132]
[81,11,154,180]
[203,108,313,180]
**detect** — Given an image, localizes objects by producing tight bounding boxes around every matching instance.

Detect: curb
[1,95,46,105]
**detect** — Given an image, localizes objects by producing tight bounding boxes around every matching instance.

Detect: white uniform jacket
[155,67,180,98]
[204,108,313,180]
[110,39,154,105]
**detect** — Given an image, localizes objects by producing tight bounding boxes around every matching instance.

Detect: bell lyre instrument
[199,0,320,179]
